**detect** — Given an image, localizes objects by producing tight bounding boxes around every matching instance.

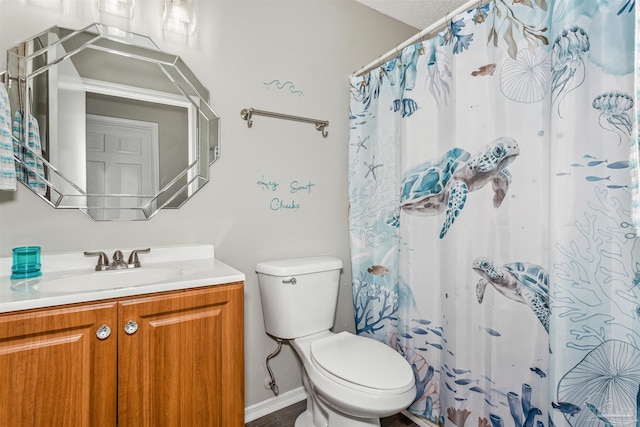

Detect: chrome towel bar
[240,108,329,137]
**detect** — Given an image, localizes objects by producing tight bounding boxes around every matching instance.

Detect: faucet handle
[127,248,150,268]
[84,251,110,271]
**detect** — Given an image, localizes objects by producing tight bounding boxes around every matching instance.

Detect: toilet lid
[310,332,414,392]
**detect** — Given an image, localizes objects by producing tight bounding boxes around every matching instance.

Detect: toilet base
[295,405,381,427]
[294,409,315,427]
[296,374,382,427]
[327,411,380,427]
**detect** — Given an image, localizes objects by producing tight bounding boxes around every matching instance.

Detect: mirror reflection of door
[86,114,159,220]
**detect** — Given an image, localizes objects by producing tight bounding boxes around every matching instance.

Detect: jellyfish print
[500,47,551,103]
[551,26,590,117]
[423,40,452,107]
[556,340,640,427]
[592,91,634,143]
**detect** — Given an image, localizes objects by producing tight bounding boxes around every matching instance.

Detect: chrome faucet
[85,248,151,271]
[110,250,128,270]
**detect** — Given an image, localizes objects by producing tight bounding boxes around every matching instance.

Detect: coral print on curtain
[348,0,639,426]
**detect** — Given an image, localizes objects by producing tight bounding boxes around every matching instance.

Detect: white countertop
[0,245,245,313]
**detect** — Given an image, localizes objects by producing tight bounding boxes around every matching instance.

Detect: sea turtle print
[400,137,520,238]
[472,257,550,332]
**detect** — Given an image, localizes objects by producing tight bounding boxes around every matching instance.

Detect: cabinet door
[118,283,244,427]
[0,302,117,427]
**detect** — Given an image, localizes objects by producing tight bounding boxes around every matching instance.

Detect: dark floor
[246,400,419,426]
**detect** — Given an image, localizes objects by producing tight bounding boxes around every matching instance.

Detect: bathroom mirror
[4,23,219,220]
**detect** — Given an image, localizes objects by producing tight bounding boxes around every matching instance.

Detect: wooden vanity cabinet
[0,301,118,427]
[0,282,244,427]
[118,282,244,427]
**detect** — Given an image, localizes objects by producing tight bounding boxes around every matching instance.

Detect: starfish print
[350,136,369,153]
[364,155,383,180]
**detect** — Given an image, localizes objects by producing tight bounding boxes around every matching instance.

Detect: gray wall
[0,0,415,409]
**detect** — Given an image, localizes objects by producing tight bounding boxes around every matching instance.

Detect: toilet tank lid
[256,256,343,276]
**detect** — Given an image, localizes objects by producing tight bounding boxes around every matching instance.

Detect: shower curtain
[348,1,639,426]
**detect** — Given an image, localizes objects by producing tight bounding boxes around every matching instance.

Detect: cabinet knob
[124,320,138,335]
[96,325,111,340]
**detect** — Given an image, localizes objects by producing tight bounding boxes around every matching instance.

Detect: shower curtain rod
[352,0,491,77]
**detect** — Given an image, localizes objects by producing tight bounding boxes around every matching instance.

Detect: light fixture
[97,0,135,19]
[163,0,197,36]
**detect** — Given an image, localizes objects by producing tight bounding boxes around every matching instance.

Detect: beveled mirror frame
[2,23,219,220]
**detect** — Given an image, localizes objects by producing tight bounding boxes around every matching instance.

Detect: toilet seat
[310,332,414,394]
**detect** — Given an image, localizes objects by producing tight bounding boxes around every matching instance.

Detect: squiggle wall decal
[263,79,303,95]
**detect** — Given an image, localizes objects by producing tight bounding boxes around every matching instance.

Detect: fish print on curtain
[348,0,639,426]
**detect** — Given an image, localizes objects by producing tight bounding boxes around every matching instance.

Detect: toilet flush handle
[282,277,297,285]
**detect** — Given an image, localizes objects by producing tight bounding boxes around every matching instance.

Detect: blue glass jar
[11,246,42,280]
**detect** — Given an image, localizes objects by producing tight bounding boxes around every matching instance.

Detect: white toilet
[256,256,416,427]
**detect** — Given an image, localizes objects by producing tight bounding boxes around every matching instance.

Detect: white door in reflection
[86,115,159,220]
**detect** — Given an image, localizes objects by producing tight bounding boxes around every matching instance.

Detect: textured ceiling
[355,0,472,30]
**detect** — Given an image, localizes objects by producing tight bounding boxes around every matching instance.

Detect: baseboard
[244,387,308,423]
[401,410,439,427]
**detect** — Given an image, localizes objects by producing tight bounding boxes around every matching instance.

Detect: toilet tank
[256,256,343,339]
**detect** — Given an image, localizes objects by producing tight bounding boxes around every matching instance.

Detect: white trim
[244,387,307,423]
[82,77,192,109]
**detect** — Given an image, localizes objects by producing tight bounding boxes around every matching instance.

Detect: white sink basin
[0,245,248,313]
[28,267,185,293]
